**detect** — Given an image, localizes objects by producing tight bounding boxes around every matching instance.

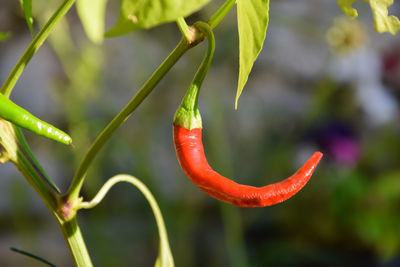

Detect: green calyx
[173,83,203,129]
[173,21,214,130]
[173,105,202,130]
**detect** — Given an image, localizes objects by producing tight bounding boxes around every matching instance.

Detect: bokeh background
[1,0,400,266]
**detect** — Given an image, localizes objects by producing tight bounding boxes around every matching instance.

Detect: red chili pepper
[173,22,323,207]
[174,126,323,207]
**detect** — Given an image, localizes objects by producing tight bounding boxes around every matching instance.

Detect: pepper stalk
[173,22,215,130]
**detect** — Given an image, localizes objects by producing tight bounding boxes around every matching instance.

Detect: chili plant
[0,0,399,266]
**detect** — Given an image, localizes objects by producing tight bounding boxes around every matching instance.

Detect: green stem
[78,174,173,266]
[208,0,236,29]
[0,0,93,264]
[0,121,92,265]
[173,22,215,130]
[65,0,237,203]
[65,39,190,202]
[0,120,59,209]
[0,1,236,267]
[56,216,93,267]
[0,0,76,97]
[181,22,215,111]
[176,17,194,43]
[14,144,59,209]
[10,247,57,267]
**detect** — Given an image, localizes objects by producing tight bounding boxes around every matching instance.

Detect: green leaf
[368,0,400,35]
[105,0,211,37]
[76,0,108,44]
[337,0,400,35]
[337,0,358,18]
[235,0,270,109]
[0,32,11,42]
[19,0,34,36]
[10,247,57,267]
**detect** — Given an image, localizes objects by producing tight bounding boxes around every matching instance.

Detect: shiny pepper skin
[173,125,323,207]
[0,94,72,145]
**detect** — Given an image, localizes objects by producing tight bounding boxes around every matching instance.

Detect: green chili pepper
[0,94,72,145]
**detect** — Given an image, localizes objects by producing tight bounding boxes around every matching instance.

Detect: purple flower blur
[308,121,361,166]
[327,136,360,166]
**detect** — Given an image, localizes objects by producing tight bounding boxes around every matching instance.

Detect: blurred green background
[1,0,400,266]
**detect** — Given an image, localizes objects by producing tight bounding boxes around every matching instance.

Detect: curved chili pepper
[0,93,72,145]
[174,126,322,207]
[173,22,323,207]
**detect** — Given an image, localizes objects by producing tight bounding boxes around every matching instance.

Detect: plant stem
[208,0,236,29]
[0,121,92,265]
[65,39,190,202]
[176,17,194,43]
[173,22,215,130]
[0,0,76,97]
[1,0,237,266]
[10,247,57,267]
[56,216,93,267]
[0,120,59,208]
[0,122,92,266]
[180,22,215,112]
[0,0,93,265]
[77,174,173,266]
[65,0,239,203]
[14,144,59,208]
